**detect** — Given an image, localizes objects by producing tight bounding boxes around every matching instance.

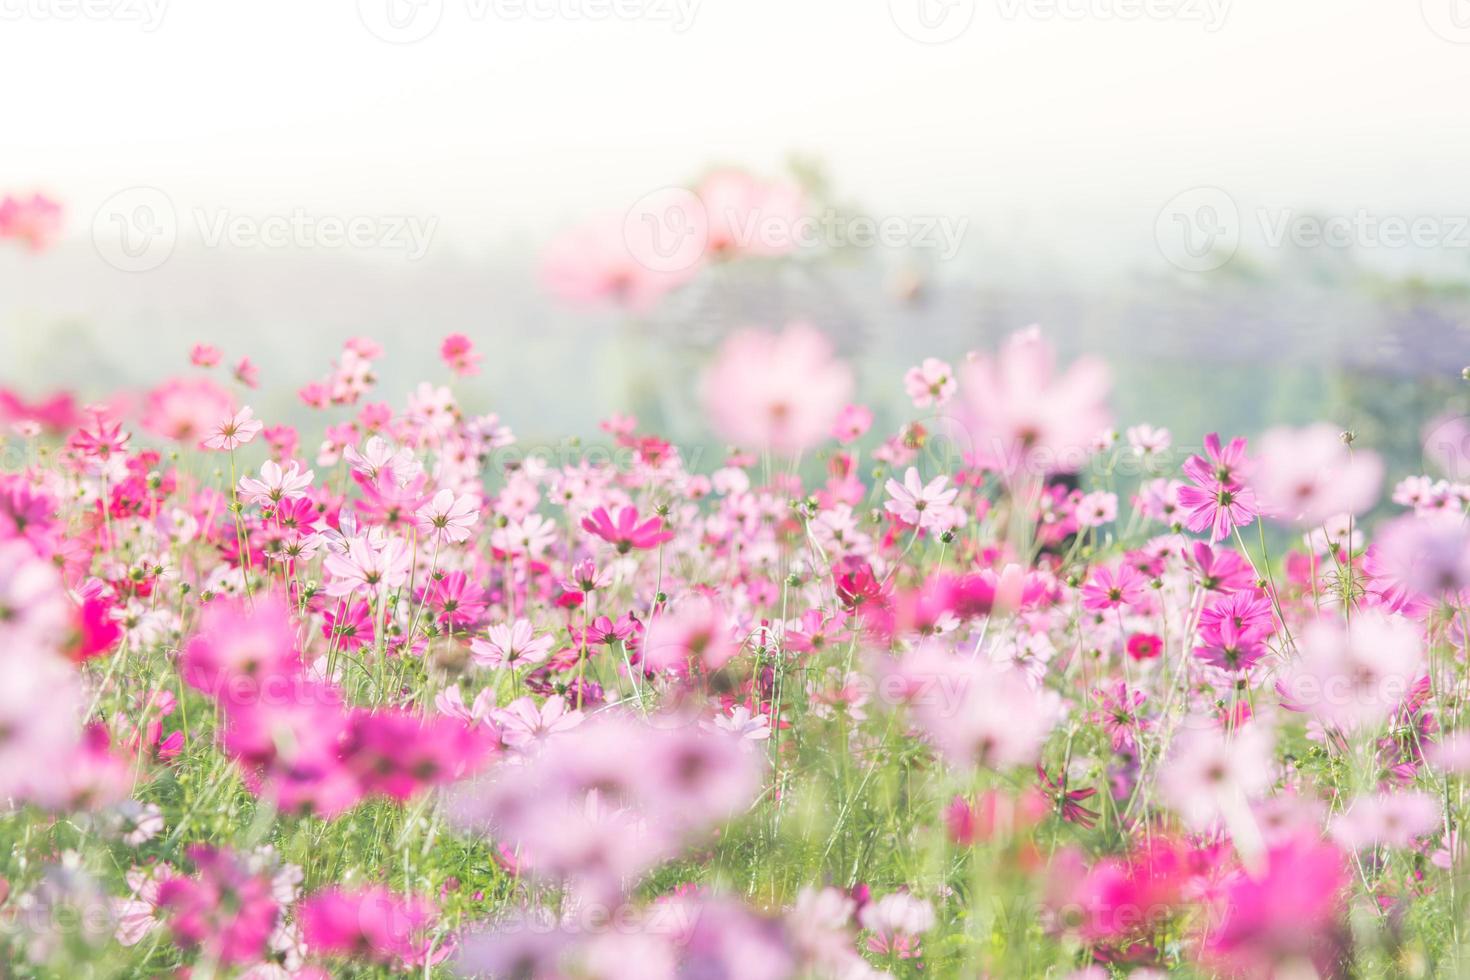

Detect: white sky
[3,0,1469,249]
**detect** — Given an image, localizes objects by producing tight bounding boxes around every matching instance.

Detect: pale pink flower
[470,620,554,670]
[494,696,584,748]
[237,460,314,508]
[952,326,1111,475]
[702,322,853,455]
[1158,724,1274,830]
[1252,424,1383,525]
[322,534,411,598]
[898,644,1058,771]
[1126,423,1172,460]
[1280,610,1422,731]
[1074,490,1118,528]
[884,467,960,532]
[204,406,264,451]
[540,215,697,312]
[414,488,479,545]
[1330,791,1441,850]
[903,357,956,408]
[435,685,497,725]
[698,169,806,258]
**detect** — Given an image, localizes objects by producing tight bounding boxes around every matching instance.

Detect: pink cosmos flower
[581,505,673,553]
[237,459,314,508]
[1330,791,1441,850]
[701,322,853,455]
[321,599,375,651]
[342,707,496,802]
[1074,490,1118,528]
[0,193,62,251]
[698,168,806,259]
[860,892,934,959]
[189,343,222,367]
[414,488,480,545]
[884,467,960,532]
[470,619,554,670]
[897,644,1058,771]
[1373,512,1470,601]
[951,326,1111,476]
[1177,432,1259,541]
[1252,424,1383,525]
[204,406,264,451]
[440,333,482,376]
[141,377,236,446]
[1200,832,1349,978]
[540,215,698,312]
[903,357,957,408]
[1126,423,1172,459]
[641,594,738,675]
[1159,724,1274,831]
[1280,610,1422,731]
[831,403,873,444]
[1080,562,1148,611]
[233,357,259,389]
[323,534,411,599]
[157,846,281,967]
[299,886,437,968]
[494,695,584,748]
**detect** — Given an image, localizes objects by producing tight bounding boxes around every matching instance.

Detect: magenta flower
[1177,432,1259,540]
[1080,562,1148,611]
[299,886,438,968]
[580,505,673,553]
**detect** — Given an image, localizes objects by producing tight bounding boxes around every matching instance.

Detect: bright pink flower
[299,886,437,968]
[322,599,375,651]
[1177,432,1259,541]
[189,343,222,367]
[581,505,672,553]
[342,707,497,802]
[1200,833,1349,978]
[1081,562,1148,611]
[0,193,62,251]
[157,847,281,966]
[440,333,482,376]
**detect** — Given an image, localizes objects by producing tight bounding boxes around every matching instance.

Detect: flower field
[1,313,1468,980]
